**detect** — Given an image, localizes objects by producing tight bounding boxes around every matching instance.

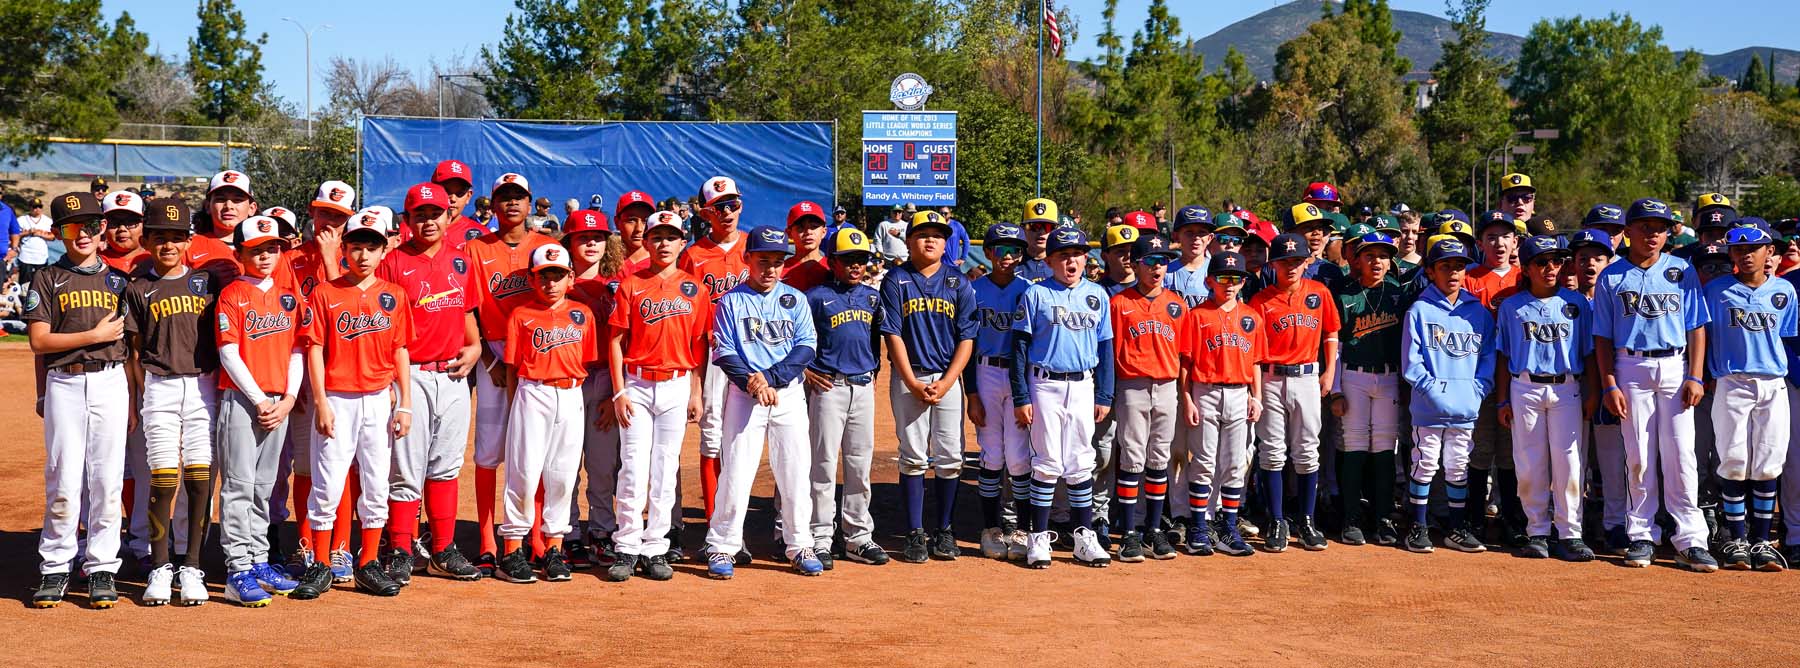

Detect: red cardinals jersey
[445,216,489,252]
[100,246,151,275]
[679,233,748,304]
[1247,279,1340,365]
[1110,286,1187,380]
[466,231,558,340]
[609,267,712,373]
[378,244,476,364]
[505,298,598,382]
[1178,302,1266,385]
[216,278,302,395]
[303,276,415,393]
[568,272,620,369]
[781,255,830,292]
[1465,263,1519,310]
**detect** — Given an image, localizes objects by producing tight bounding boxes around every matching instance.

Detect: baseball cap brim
[343,228,388,246]
[312,200,355,216]
[907,221,952,237]
[1355,239,1398,255]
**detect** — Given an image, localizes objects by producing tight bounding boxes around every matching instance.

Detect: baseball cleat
[223,570,272,608]
[1026,531,1055,569]
[87,572,118,609]
[929,528,960,560]
[411,535,432,573]
[1520,536,1551,559]
[1339,524,1367,546]
[979,527,1008,560]
[354,561,403,596]
[328,549,355,583]
[143,563,175,606]
[1262,518,1290,553]
[1719,538,1751,570]
[642,554,675,581]
[792,548,824,576]
[285,542,314,579]
[1238,516,1262,538]
[1605,526,1631,556]
[474,551,498,578]
[1374,519,1402,546]
[1675,547,1718,573]
[1216,529,1253,557]
[1116,531,1146,563]
[706,552,735,580]
[1558,538,1596,562]
[899,529,930,563]
[289,563,333,600]
[541,546,572,582]
[1182,526,1215,557]
[251,561,298,594]
[815,545,835,571]
[1294,516,1327,551]
[1004,529,1029,562]
[1404,524,1434,553]
[1623,540,1655,567]
[1445,527,1487,553]
[606,554,638,582]
[428,545,482,580]
[1092,520,1112,552]
[565,540,596,570]
[176,566,209,606]
[382,548,415,587]
[32,573,70,608]
[1071,527,1110,568]
[1750,541,1788,572]
[734,548,753,566]
[1149,527,1178,559]
[846,542,891,566]
[493,547,538,584]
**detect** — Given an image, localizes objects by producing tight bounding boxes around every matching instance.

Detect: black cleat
[1558,538,1596,562]
[87,572,118,609]
[899,529,930,563]
[474,551,498,578]
[642,554,675,581]
[494,547,538,584]
[541,546,572,582]
[354,561,401,596]
[1262,518,1290,553]
[846,542,891,566]
[1340,524,1367,546]
[383,547,414,587]
[427,545,482,580]
[1405,524,1434,553]
[1294,516,1327,551]
[606,554,638,583]
[929,528,960,560]
[290,563,334,600]
[32,573,70,608]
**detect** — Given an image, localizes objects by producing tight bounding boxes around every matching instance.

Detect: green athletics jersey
[1332,273,1416,372]
[1669,228,1697,249]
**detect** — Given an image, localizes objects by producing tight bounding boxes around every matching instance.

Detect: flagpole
[1035,0,1043,198]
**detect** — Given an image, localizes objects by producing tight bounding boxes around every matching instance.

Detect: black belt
[1032,367,1089,381]
[978,356,1012,368]
[1346,364,1397,374]
[1518,372,1570,384]
[1623,348,1682,358]
[1265,363,1318,377]
[57,361,120,374]
[1201,381,1250,388]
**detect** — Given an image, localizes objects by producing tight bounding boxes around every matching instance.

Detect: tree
[115,53,196,126]
[187,0,267,125]
[1421,0,1512,211]
[1741,175,1800,220]
[1679,93,1789,192]
[1740,54,1770,98]
[240,107,357,233]
[481,0,723,120]
[0,1,146,160]
[1341,0,1410,78]
[326,57,432,117]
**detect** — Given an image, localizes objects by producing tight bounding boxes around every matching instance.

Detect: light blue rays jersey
[1496,288,1593,376]
[1014,278,1113,373]
[1702,275,1798,378]
[1592,252,1710,351]
[972,273,1031,359]
[1162,257,1210,308]
[713,281,818,372]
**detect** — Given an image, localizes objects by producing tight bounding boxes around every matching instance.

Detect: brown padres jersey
[23,258,130,369]
[123,268,219,376]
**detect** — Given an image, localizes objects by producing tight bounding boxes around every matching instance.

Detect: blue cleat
[329,549,354,583]
[251,562,298,595]
[792,548,824,576]
[223,570,272,608]
[706,552,735,580]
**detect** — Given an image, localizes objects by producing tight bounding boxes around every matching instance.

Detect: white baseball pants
[474,346,510,469]
[1709,373,1788,481]
[307,390,393,530]
[1258,371,1322,473]
[1411,426,1472,486]
[141,372,217,469]
[613,374,690,558]
[1783,385,1800,547]
[1186,382,1254,491]
[1614,353,1707,551]
[1508,376,1584,539]
[974,364,1030,476]
[704,382,812,559]
[38,365,128,576]
[500,380,584,539]
[1027,371,1095,483]
[696,363,729,459]
[1340,370,1400,453]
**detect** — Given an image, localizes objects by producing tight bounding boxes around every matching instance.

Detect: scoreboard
[861,111,957,206]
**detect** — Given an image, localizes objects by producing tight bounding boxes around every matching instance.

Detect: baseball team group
[23,159,1800,610]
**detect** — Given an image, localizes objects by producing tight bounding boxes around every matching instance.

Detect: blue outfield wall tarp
[360,117,835,231]
[3,142,236,178]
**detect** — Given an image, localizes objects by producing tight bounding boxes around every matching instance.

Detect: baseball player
[880,210,978,563]
[1249,232,1340,552]
[782,202,832,292]
[298,211,415,596]
[557,209,619,570]
[804,227,887,567]
[1018,198,1058,283]
[1177,251,1264,557]
[467,172,559,574]
[614,191,656,273]
[1703,225,1793,571]
[1401,237,1496,553]
[1494,235,1597,561]
[1591,198,1716,571]
[968,223,1032,562]
[211,215,306,606]
[703,227,822,578]
[1465,210,1527,546]
[681,176,750,561]
[99,190,152,275]
[1164,206,1214,308]
[1250,204,1345,298]
[1328,231,1411,547]
[1095,224,1138,293]
[1010,226,1114,568]
[1109,232,1185,561]
[488,244,599,584]
[26,193,131,609]
[430,160,491,251]
[376,183,484,582]
[606,210,709,582]
[123,198,222,606]
[189,170,254,284]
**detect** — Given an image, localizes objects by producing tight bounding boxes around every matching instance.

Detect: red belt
[533,378,581,389]
[416,359,455,373]
[626,365,688,383]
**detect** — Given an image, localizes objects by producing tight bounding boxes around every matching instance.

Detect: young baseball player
[189,171,253,284]
[1495,235,1597,561]
[376,183,483,582]
[1018,198,1058,284]
[1328,231,1411,547]
[123,198,223,606]
[1401,237,1496,554]
[1249,232,1340,552]
[557,209,619,570]
[489,244,599,584]
[431,160,491,252]
[1703,225,1793,571]
[703,227,822,578]
[99,190,152,275]
[1095,224,1139,294]
[1164,206,1214,308]
[210,215,306,606]
[1465,210,1527,547]
[682,176,750,562]
[606,210,709,582]
[804,227,887,567]
[614,190,655,273]
[782,202,832,292]
[1177,251,1264,557]
[1109,232,1185,562]
[26,193,131,609]
[968,223,1032,561]
[1010,226,1114,568]
[467,173,559,574]
[1592,198,1717,572]
[297,211,415,597]
[881,209,978,563]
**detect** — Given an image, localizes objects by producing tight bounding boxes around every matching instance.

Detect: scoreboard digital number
[862,141,955,187]
[862,110,957,206]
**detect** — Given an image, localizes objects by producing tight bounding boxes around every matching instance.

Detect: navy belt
[1032,367,1089,382]
[1622,348,1682,358]
[1265,363,1318,377]
[1518,372,1570,384]
[834,372,875,386]
[978,356,1012,368]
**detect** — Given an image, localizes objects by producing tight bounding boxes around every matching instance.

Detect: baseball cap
[144,198,191,232]
[745,226,792,256]
[91,177,108,191]
[1518,235,1570,264]
[1173,205,1213,232]
[1436,209,1471,226]
[1437,219,1477,246]
[1323,211,1352,237]
[1696,206,1737,230]
[1208,251,1250,277]
[1352,231,1398,256]
[1389,203,1412,216]
[406,182,451,213]
[491,173,532,195]
[102,190,145,217]
[1283,203,1329,232]
[261,206,298,237]
[1583,204,1625,229]
[984,222,1026,248]
[1626,198,1674,224]
[834,205,847,215]
[1568,229,1614,256]
[563,209,610,237]
[1476,209,1520,235]
[312,180,357,215]
[1370,213,1401,233]
[907,210,952,237]
[645,210,684,234]
[1343,223,1375,240]
[432,159,473,187]
[344,206,394,245]
[50,192,102,224]
[1731,216,1775,237]
[903,203,917,213]
[1122,210,1158,231]
[1695,193,1735,217]
[1727,225,1774,247]
[1268,233,1310,262]
[616,191,655,216]
[1046,227,1089,255]
[1500,173,1535,193]
[700,176,741,206]
[1023,198,1059,225]
[829,226,874,257]
[787,201,828,228]
[1303,181,1341,205]
[1105,224,1140,250]
[232,216,286,249]
[1211,212,1247,235]
[529,244,571,273]
[209,170,253,197]
[1130,232,1178,262]
[1425,237,1474,267]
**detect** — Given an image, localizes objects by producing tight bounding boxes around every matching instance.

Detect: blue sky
[108,0,1796,118]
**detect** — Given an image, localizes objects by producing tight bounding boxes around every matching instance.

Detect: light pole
[281,17,332,138]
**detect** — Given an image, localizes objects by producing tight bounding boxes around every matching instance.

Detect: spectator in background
[474,196,496,230]
[1069,209,1083,228]
[588,194,606,213]
[1152,202,1167,225]
[563,197,580,221]
[15,197,52,284]
[529,196,560,233]
[0,200,18,271]
[0,274,24,333]
[942,206,969,267]
[833,205,850,232]
[90,177,108,200]
[875,205,908,268]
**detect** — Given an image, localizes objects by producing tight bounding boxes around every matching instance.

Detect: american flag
[1043,0,1063,56]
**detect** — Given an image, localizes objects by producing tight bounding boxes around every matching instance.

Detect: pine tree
[187,0,267,125]
[1422,0,1511,210]
[1740,54,1769,97]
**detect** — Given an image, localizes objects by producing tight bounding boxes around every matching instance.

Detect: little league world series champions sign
[863,74,958,206]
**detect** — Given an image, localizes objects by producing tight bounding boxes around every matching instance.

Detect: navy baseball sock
[1115,470,1143,530]
[1465,467,1489,528]
[1141,467,1168,534]
[978,468,1004,529]
[1029,478,1055,533]
[1188,480,1211,526]
[933,477,960,531]
[1720,478,1748,540]
[1407,477,1431,527]
[901,474,926,531]
[1010,474,1033,526]
[1068,479,1094,530]
[1261,469,1285,521]
[1339,451,1369,526]
[1369,451,1397,523]
[1446,478,1470,528]
[1750,479,1778,542]
[1496,468,1523,525]
[1220,485,1243,534]
[1296,471,1319,519]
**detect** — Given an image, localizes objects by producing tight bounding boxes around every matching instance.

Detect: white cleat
[177,566,209,606]
[979,527,1008,560]
[1027,531,1056,569]
[1072,526,1111,568]
[142,563,174,606]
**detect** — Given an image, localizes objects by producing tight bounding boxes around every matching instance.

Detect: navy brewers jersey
[1592,253,1709,351]
[1162,258,1209,308]
[1014,278,1113,373]
[1017,257,1053,284]
[1702,275,1798,378]
[806,280,881,376]
[713,281,817,373]
[972,274,1030,359]
[879,262,978,373]
[1496,288,1593,376]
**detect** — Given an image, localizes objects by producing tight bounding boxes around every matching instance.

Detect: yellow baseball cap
[1105,224,1139,250]
[1500,173,1534,193]
[1024,198,1059,225]
[1438,219,1477,245]
[1285,202,1329,231]
[828,226,874,256]
[1695,193,1734,214]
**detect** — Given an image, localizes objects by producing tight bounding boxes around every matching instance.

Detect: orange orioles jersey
[466,231,558,340]
[215,278,302,396]
[302,277,415,393]
[505,297,598,382]
[568,272,620,369]
[679,233,749,304]
[609,267,712,373]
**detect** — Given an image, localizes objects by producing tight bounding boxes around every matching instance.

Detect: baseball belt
[1621,348,1682,358]
[977,356,1012,368]
[1031,367,1089,381]
[416,359,456,373]
[1517,372,1570,384]
[832,372,875,386]
[531,378,581,389]
[1346,364,1398,374]
[1264,363,1318,377]
[57,361,121,374]
[627,365,688,382]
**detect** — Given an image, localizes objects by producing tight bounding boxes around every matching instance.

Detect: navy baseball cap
[1174,205,1213,232]
[1268,233,1311,262]
[1727,225,1774,247]
[1696,206,1737,230]
[1352,231,1397,256]
[1046,227,1089,255]
[1519,235,1570,264]
[1583,203,1626,228]
[1208,251,1251,277]
[1691,241,1729,260]
[1568,229,1614,256]
[1626,198,1674,224]
[1730,216,1775,238]
[984,222,1026,248]
[1476,209,1518,234]
[1130,232,1179,261]
[1435,209,1471,226]
[1425,237,1474,266]
[745,226,793,256]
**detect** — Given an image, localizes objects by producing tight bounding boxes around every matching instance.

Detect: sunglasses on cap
[712,199,742,214]
[990,245,1024,259]
[1215,234,1245,246]
[1134,255,1178,268]
[58,220,104,239]
[1211,274,1245,285]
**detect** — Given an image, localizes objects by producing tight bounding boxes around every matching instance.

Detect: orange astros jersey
[1464,263,1520,310]
[215,278,302,395]
[609,267,712,373]
[466,231,558,340]
[1177,301,1266,385]
[679,233,749,303]
[505,298,598,381]
[302,276,415,393]
[1109,286,1186,380]
[1247,279,1339,365]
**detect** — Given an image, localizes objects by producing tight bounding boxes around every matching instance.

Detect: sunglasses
[1211,274,1246,285]
[1699,261,1732,274]
[712,199,742,214]
[991,245,1024,259]
[1135,255,1178,268]
[1504,193,1536,204]
[1530,256,1567,268]
[1216,235,1245,246]
[58,220,104,239]
[837,253,874,265]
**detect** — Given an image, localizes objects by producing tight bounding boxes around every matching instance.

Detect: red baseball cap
[564,209,610,236]
[787,201,827,228]
[405,182,451,212]
[1122,210,1157,230]
[615,190,655,216]
[432,160,473,187]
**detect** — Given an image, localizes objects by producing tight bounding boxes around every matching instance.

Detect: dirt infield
[0,345,1795,667]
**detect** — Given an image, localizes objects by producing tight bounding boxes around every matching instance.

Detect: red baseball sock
[387,500,420,553]
[292,474,312,536]
[333,470,358,553]
[122,478,135,519]
[312,528,333,565]
[701,456,721,520]
[476,467,498,556]
[528,485,546,558]
[359,527,382,566]
[424,478,458,553]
